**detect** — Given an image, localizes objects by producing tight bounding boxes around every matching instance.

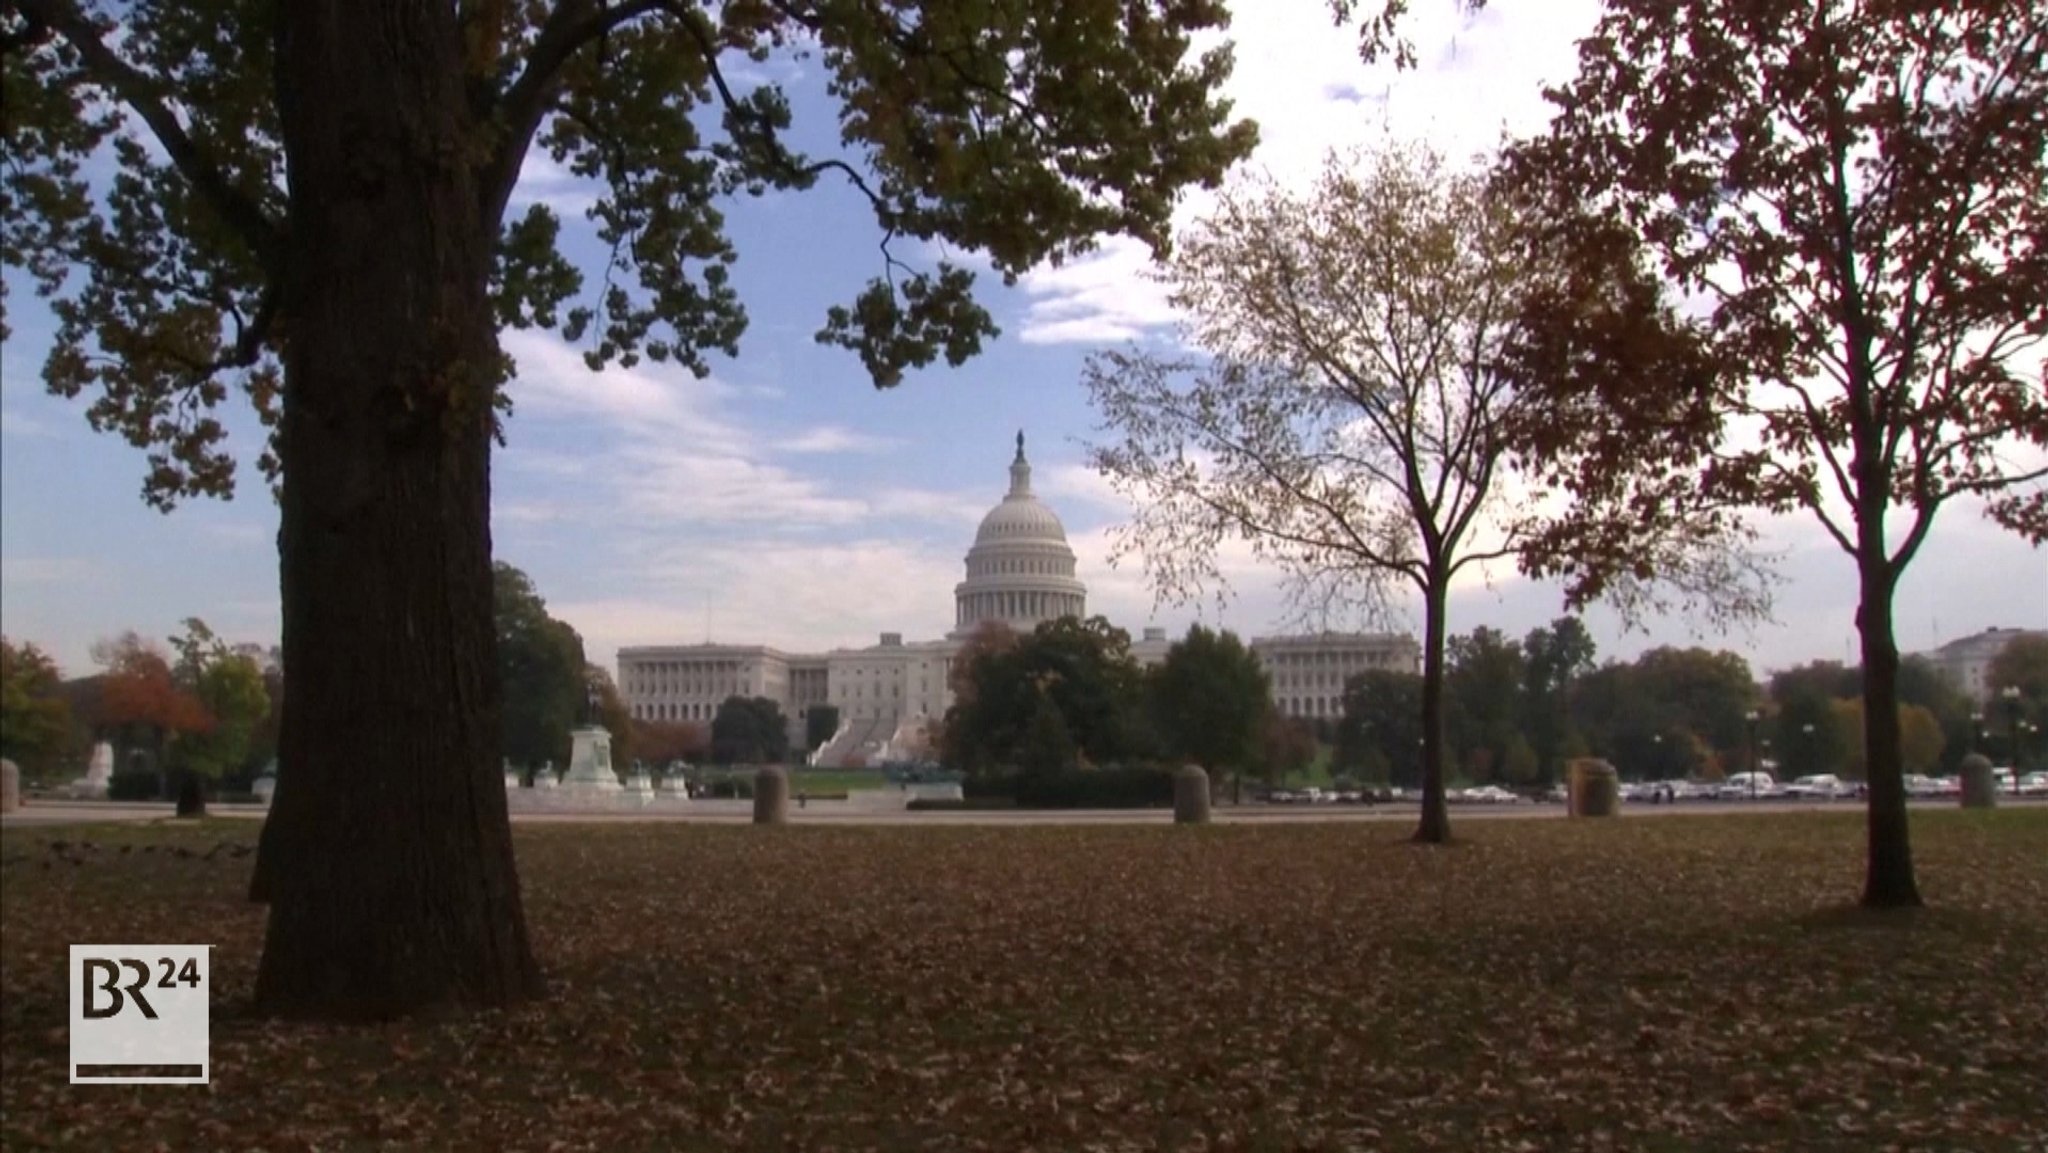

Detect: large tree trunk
[252,1,543,1019]
[1414,576,1452,844]
[1856,532,1922,909]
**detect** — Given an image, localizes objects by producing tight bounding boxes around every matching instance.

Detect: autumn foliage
[92,633,212,741]
[4,814,2045,1149]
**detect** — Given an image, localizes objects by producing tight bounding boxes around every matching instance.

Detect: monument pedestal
[559,726,621,792]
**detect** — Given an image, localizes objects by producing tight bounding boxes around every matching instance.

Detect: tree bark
[252,0,543,1019]
[1857,527,1922,908]
[1414,575,1452,844]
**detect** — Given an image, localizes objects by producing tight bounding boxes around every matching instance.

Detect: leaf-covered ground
[3,812,2045,1151]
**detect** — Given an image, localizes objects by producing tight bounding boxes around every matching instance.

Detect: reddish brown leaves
[4,813,2046,1150]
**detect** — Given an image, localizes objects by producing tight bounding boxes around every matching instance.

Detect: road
[5,795,2042,829]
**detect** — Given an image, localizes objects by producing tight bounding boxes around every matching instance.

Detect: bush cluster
[973,766,1178,809]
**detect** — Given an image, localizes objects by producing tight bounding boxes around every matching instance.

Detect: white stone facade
[616,434,1422,759]
[1918,626,2048,703]
[1251,632,1422,720]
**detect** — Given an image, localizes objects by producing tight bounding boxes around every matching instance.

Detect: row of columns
[957,590,1083,625]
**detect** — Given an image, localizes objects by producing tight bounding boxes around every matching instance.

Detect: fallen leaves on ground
[3,811,2046,1151]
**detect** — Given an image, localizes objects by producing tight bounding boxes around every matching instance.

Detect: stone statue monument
[68,741,114,799]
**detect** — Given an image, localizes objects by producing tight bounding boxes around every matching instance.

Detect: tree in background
[942,617,1149,773]
[1767,655,1975,770]
[1334,669,1425,788]
[1257,711,1320,787]
[1773,693,1850,781]
[4,0,1260,1017]
[236,644,286,782]
[166,618,271,786]
[1084,144,1762,844]
[1,637,74,781]
[495,563,587,771]
[1148,625,1270,800]
[805,705,842,755]
[1504,0,2048,908]
[91,632,211,791]
[1987,635,2048,716]
[1829,698,1944,779]
[587,665,632,769]
[630,719,709,769]
[711,697,789,766]
[1630,648,1759,758]
[1444,627,1525,785]
[1520,617,1596,784]
[1017,692,1079,779]
[1568,648,1760,779]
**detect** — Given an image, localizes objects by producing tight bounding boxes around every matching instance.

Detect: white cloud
[508,150,598,216]
[781,426,900,454]
[567,537,965,666]
[0,557,104,586]
[1016,238,1180,345]
[0,409,61,440]
[1014,2,1602,346]
[499,329,986,544]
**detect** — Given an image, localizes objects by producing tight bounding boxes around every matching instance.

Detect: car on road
[2020,772,2048,796]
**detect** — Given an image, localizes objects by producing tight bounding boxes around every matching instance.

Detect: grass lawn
[3,811,2045,1150]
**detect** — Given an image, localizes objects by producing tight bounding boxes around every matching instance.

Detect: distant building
[1917,626,2048,703]
[618,434,1418,763]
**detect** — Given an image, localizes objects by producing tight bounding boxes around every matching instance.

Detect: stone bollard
[1173,765,1212,825]
[1568,758,1619,818]
[1959,753,1998,810]
[1,758,19,814]
[753,766,790,825]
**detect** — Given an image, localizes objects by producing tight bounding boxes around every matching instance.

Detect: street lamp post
[1801,722,1816,789]
[1745,709,1761,799]
[1970,709,1984,754]
[2005,686,2023,794]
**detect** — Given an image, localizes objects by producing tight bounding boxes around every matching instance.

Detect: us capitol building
[618,434,1420,765]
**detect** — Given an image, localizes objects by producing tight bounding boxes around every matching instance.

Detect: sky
[2,1,2043,683]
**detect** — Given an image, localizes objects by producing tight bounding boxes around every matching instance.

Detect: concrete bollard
[753,766,790,825]
[1173,765,1212,825]
[1568,758,1620,818]
[1,758,19,814]
[1959,753,1998,810]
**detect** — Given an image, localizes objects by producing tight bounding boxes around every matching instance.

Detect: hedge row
[969,766,1180,809]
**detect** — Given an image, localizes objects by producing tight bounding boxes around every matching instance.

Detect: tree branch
[481,0,669,224]
[14,0,281,268]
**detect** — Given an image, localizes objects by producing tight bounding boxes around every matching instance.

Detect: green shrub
[905,797,1018,812]
[107,768,161,801]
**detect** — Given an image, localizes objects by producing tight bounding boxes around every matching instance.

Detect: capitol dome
[952,433,1088,637]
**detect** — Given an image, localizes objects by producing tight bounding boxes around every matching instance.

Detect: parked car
[1719,771,1782,800]
[1784,774,1846,800]
[2019,772,2048,796]
[1904,773,1941,797]
[1457,785,1520,804]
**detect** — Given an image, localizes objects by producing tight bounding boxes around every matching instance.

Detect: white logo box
[69,944,211,1084]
